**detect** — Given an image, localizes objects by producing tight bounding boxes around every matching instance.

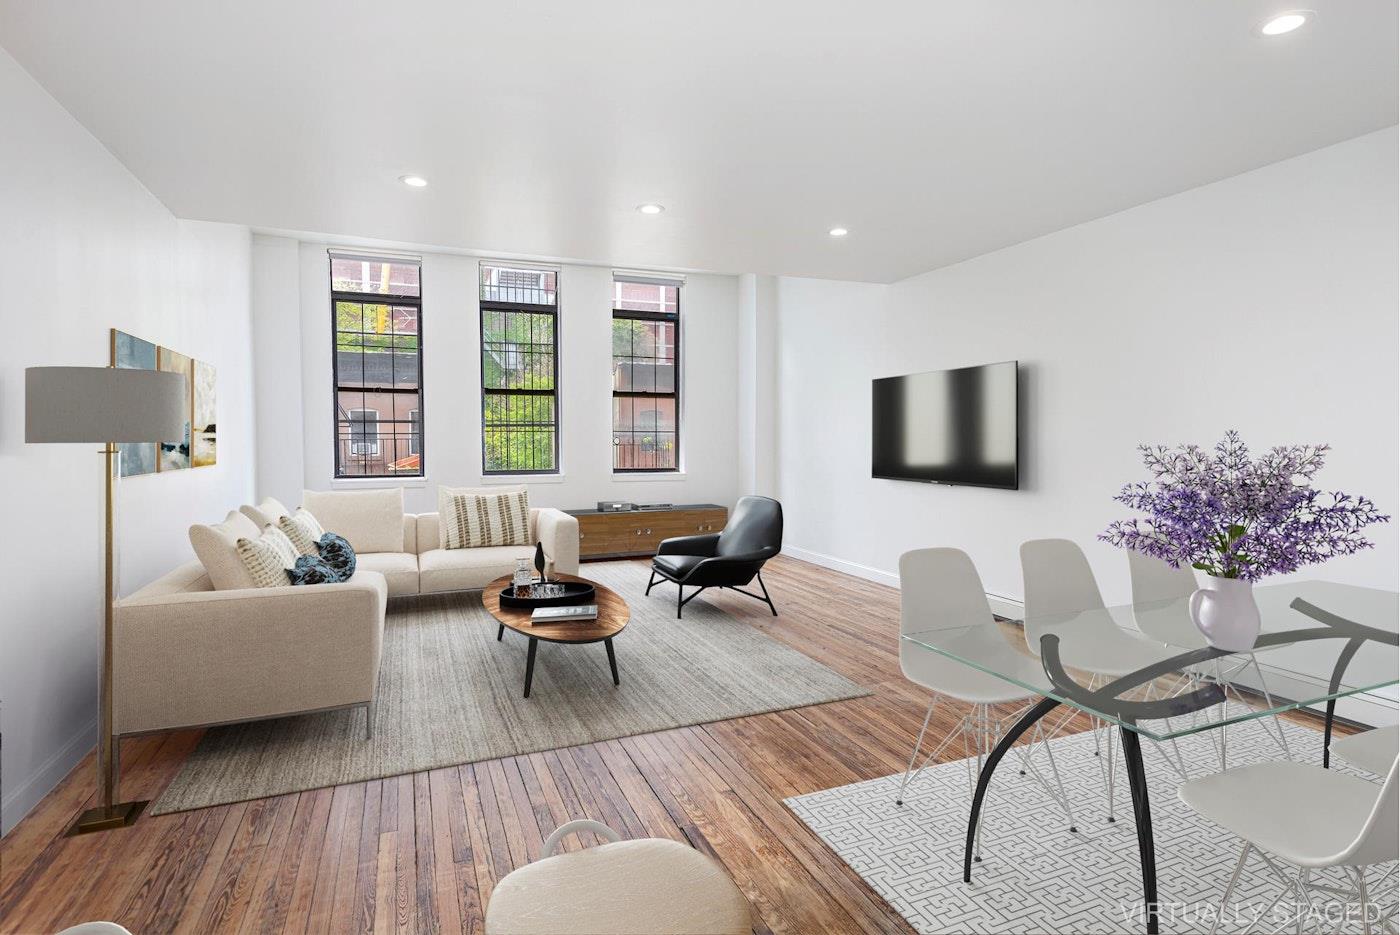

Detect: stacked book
[531,604,599,623]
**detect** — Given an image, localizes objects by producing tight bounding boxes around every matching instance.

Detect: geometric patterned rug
[786,719,1396,934]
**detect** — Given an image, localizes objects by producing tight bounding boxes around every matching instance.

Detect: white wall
[776,128,1399,608]
[250,240,742,513]
[0,48,255,833]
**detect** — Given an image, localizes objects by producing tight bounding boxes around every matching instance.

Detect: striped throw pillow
[236,526,300,588]
[438,486,531,549]
[279,508,326,556]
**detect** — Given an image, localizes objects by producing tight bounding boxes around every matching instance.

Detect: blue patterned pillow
[316,532,356,580]
[287,555,342,586]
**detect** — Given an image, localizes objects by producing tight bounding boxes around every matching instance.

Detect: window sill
[612,471,686,482]
[481,473,568,485]
[331,476,427,490]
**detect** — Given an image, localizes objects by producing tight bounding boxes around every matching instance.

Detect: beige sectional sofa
[112,488,579,739]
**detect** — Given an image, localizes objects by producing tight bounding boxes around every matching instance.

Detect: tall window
[612,276,680,471]
[331,253,423,477]
[480,264,559,474]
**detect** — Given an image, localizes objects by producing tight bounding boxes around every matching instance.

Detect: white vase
[1188,575,1261,652]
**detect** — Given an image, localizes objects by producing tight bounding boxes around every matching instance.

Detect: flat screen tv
[872,360,1019,489]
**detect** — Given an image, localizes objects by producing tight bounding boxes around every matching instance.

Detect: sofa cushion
[236,526,301,588]
[241,496,292,529]
[302,488,405,553]
[189,510,263,590]
[653,554,706,580]
[438,485,531,549]
[356,552,420,597]
[279,508,326,555]
[419,546,535,594]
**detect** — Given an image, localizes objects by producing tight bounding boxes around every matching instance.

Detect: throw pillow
[287,554,343,586]
[235,526,300,588]
[279,508,327,556]
[316,532,357,580]
[438,485,531,549]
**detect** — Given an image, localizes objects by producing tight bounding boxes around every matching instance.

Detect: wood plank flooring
[0,556,1339,934]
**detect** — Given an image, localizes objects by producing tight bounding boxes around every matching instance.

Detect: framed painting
[157,346,193,471]
[193,359,217,467]
[109,329,158,477]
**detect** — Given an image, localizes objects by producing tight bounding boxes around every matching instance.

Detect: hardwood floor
[0,555,1335,935]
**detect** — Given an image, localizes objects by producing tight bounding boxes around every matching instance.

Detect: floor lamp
[25,365,188,834]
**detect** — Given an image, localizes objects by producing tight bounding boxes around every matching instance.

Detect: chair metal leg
[645,569,657,596]
[497,623,504,641]
[1359,867,1373,935]
[1210,842,1251,935]
[677,585,684,619]
[896,698,937,806]
[756,571,778,616]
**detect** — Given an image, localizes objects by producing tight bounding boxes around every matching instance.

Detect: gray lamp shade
[26,366,188,443]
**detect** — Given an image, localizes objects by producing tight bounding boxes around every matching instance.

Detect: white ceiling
[1,1,1395,282]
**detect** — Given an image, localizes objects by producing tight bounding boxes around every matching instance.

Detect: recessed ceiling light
[1258,11,1311,35]
[829,227,849,237]
[399,175,428,188]
[637,203,665,215]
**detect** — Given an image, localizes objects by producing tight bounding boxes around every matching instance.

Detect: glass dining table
[900,580,1399,935]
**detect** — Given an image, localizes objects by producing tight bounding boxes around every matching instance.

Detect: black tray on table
[498,580,596,609]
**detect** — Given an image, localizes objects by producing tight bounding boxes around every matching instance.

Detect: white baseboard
[1,717,96,837]
[780,544,1024,619]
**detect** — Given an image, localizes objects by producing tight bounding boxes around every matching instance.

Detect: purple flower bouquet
[1100,431,1388,581]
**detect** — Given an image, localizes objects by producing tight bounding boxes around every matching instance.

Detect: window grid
[612,281,680,472]
[480,264,560,474]
[331,257,423,478]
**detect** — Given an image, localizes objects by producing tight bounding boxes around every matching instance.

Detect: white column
[736,273,778,497]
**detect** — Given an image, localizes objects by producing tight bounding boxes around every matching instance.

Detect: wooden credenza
[567,503,728,560]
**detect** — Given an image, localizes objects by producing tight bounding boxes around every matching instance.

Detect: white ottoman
[485,820,752,935]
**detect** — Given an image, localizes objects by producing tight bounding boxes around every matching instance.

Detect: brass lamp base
[67,800,148,836]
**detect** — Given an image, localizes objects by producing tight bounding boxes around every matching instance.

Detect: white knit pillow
[438,485,531,549]
[235,527,300,588]
[278,508,326,556]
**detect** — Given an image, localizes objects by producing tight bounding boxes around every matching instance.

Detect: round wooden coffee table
[483,573,630,698]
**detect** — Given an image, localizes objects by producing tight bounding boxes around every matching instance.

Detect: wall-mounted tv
[872,360,1019,489]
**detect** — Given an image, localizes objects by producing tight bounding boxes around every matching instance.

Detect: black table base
[959,597,1395,935]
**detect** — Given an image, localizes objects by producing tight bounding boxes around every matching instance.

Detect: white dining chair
[896,548,1078,859]
[1127,548,1292,766]
[1332,726,1400,777]
[1179,756,1398,935]
[1021,539,1183,819]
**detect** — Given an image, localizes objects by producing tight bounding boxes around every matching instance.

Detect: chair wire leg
[1359,867,1373,935]
[1210,842,1252,935]
[1029,720,1078,833]
[896,697,937,806]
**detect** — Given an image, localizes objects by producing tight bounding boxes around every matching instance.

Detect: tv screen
[872,361,1018,489]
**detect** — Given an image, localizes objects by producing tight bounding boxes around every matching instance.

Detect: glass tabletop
[901,580,1399,741]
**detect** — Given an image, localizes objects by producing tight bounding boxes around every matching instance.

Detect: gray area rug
[152,562,869,814]
[786,721,1397,934]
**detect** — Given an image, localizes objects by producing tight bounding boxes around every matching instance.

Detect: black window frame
[479,264,561,475]
[612,278,681,473]
[330,255,425,479]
